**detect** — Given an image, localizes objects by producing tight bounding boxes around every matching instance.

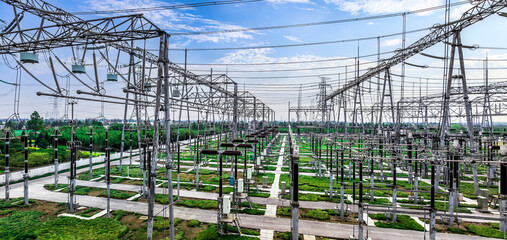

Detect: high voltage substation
[0,0,506,240]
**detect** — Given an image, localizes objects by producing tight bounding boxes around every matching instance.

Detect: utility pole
[2,128,13,201]
[23,128,29,205]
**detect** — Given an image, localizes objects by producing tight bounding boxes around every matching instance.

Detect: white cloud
[215,49,276,64]
[296,7,316,11]
[450,3,474,21]
[267,0,312,4]
[381,38,402,47]
[284,35,302,42]
[83,0,256,44]
[325,0,442,15]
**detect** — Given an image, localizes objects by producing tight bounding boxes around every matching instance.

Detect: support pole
[430,164,436,240]
[68,130,77,213]
[4,130,10,202]
[147,32,168,240]
[23,130,29,205]
[89,127,93,178]
[291,145,299,240]
[105,129,111,217]
[163,48,175,240]
[53,127,59,188]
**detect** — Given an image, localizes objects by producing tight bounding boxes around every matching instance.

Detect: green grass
[459,182,499,199]
[364,197,390,205]
[277,207,291,216]
[0,211,128,239]
[302,209,331,220]
[370,214,424,231]
[248,192,270,198]
[99,190,136,199]
[275,232,303,240]
[78,207,100,218]
[257,173,275,184]
[282,193,348,203]
[400,201,474,213]
[187,219,200,227]
[465,224,505,239]
[194,225,257,240]
[176,199,218,209]
[238,208,265,215]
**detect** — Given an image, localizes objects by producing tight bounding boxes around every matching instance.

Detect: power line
[175,50,396,66]
[170,0,469,36]
[170,27,431,51]
[188,60,507,73]
[0,79,17,85]
[71,0,262,15]
[188,61,378,72]
[174,53,507,67]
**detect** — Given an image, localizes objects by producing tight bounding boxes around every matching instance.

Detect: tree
[27,111,44,131]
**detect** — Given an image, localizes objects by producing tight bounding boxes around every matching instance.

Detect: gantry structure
[0,1,273,239]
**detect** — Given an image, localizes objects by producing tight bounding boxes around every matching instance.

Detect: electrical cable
[171,0,470,36]
[0,79,17,85]
[71,0,262,15]
[170,27,431,51]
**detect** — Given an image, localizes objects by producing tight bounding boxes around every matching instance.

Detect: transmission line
[170,0,469,36]
[72,0,262,15]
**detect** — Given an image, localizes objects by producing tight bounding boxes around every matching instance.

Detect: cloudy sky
[0,0,506,122]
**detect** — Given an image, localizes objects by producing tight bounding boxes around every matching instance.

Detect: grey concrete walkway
[261,136,285,240]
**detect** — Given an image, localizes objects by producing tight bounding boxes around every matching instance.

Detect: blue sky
[0,0,506,122]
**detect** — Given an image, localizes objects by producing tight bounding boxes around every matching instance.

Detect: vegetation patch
[0,211,128,239]
[302,209,331,220]
[370,214,424,231]
[187,219,200,227]
[465,223,505,239]
[176,199,218,209]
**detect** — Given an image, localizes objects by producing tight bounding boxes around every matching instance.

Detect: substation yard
[1,0,507,240]
[1,128,506,240]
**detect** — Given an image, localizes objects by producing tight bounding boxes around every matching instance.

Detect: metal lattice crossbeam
[325,0,507,101]
[0,14,161,53]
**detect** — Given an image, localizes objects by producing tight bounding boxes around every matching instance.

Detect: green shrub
[175,230,185,240]
[198,185,216,192]
[448,227,465,234]
[277,207,291,216]
[303,209,330,220]
[176,199,218,209]
[248,192,269,198]
[225,224,260,235]
[174,217,182,226]
[465,224,504,239]
[187,219,200,227]
[238,208,265,215]
[194,225,256,240]
[374,215,424,231]
[154,216,170,231]
[0,211,44,239]
[369,213,388,220]
[99,190,135,199]
[0,211,128,239]
[112,210,130,221]
[275,232,302,240]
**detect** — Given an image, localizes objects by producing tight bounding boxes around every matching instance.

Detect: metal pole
[106,129,111,217]
[53,127,59,188]
[291,147,299,240]
[163,39,175,240]
[69,129,76,213]
[4,130,10,201]
[23,130,29,205]
[147,32,167,240]
[89,127,93,178]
